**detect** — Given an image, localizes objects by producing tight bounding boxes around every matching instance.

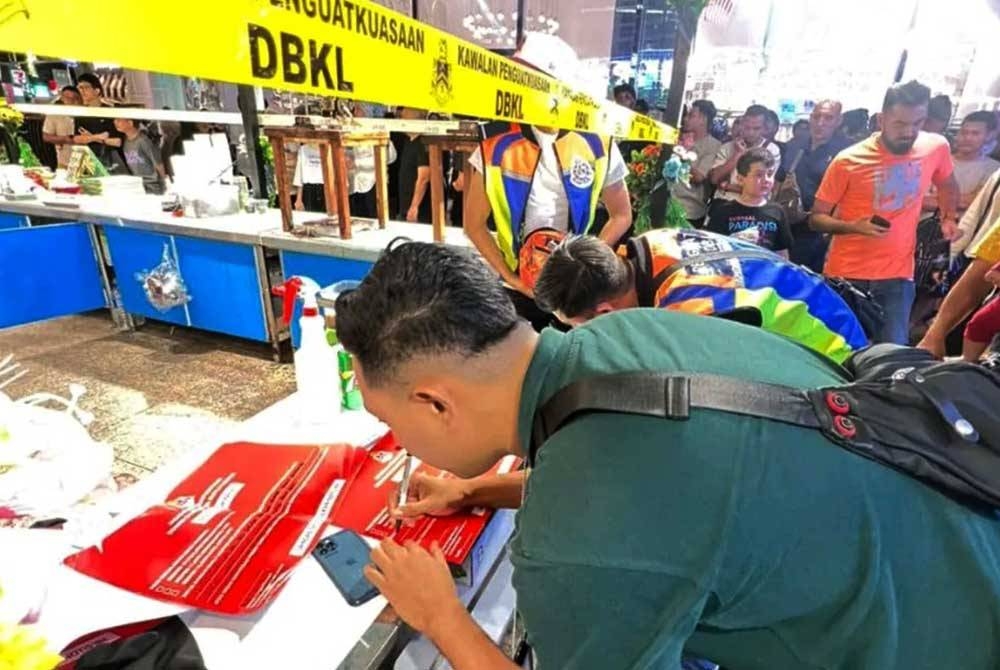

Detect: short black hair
[736,147,777,176]
[690,99,717,126]
[963,110,998,133]
[614,84,636,99]
[842,108,869,134]
[744,104,768,120]
[334,242,519,386]
[61,85,79,94]
[76,72,102,93]
[882,80,931,113]
[764,109,780,128]
[928,94,953,122]
[793,119,810,132]
[534,236,630,319]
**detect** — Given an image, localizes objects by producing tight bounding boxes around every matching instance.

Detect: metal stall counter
[0,196,285,358]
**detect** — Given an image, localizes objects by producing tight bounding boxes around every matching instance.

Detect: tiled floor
[0,312,296,479]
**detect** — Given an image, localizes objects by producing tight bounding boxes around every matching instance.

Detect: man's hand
[294,194,305,211]
[940,218,960,242]
[365,540,464,636]
[507,276,534,299]
[390,472,470,521]
[917,333,947,359]
[850,217,891,237]
[985,264,1000,288]
[406,205,419,222]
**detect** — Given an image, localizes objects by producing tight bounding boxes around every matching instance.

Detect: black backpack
[531,344,1000,508]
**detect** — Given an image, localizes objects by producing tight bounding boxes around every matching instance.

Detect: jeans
[848,278,916,345]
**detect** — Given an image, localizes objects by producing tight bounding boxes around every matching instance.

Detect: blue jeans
[848,278,916,345]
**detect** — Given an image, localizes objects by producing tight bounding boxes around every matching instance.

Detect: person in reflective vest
[464,121,633,329]
[534,227,869,363]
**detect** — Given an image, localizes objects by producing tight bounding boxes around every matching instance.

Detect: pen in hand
[394,452,413,535]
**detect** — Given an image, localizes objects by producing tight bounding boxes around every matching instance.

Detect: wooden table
[421,122,481,243]
[264,125,391,240]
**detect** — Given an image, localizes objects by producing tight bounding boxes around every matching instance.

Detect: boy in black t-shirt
[706,147,793,258]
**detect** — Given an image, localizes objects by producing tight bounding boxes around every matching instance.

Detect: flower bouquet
[625,144,696,233]
[624,144,664,234]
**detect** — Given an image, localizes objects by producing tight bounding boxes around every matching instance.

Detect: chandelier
[462,5,560,48]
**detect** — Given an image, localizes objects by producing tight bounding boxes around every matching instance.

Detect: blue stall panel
[280,251,374,348]
[0,213,28,230]
[173,236,268,342]
[0,222,107,329]
[280,251,373,288]
[103,226,190,329]
[103,227,268,342]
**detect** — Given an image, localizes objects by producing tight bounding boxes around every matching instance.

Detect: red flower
[642,144,661,158]
[634,163,646,176]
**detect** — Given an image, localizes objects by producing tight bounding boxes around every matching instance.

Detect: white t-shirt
[293,144,323,187]
[42,114,75,168]
[293,143,399,194]
[468,128,627,235]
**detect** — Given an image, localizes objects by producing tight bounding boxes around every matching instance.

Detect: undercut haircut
[534,236,631,319]
[882,80,931,113]
[335,242,519,387]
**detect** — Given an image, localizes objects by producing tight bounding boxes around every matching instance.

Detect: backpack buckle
[825,391,851,415]
[664,376,691,420]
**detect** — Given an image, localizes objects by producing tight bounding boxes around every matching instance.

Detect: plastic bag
[0,385,113,521]
[135,244,192,313]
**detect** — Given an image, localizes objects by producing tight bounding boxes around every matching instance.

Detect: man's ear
[412,386,451,418]
[594,302,617,316]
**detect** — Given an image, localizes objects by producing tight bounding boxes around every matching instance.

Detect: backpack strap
[530,373,820,464]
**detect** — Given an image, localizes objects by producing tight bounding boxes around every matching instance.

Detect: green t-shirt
[511,309,1000,670]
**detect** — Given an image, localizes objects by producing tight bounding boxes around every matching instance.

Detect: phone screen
[313,530,380,607]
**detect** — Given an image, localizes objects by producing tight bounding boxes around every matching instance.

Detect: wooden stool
[264,125,391,240]
[420,122,481,243]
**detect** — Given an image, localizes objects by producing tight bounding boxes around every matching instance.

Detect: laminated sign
[331,433,521,565]
[0,0,675,142]
[65,442,369,615]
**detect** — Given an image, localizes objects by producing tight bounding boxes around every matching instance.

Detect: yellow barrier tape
[0,0,677,143]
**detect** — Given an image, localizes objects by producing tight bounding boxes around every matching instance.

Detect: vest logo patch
[569,157,595,188]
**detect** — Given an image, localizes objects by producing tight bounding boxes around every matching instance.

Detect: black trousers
[349,190,377,219]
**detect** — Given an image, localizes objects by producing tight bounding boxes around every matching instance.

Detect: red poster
[331,434,521,564]
[65,442,368,615]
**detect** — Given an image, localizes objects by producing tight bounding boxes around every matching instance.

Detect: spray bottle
[273,276,341,416]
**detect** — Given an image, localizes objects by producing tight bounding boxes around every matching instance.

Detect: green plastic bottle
[327,328,364,410]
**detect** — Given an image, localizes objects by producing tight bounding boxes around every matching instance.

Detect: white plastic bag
[0,385,113,520]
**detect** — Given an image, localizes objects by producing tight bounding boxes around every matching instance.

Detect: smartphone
[313,530,380,606]
[871,215,892,229]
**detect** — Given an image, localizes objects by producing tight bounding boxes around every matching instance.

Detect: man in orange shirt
[810,80,960,344]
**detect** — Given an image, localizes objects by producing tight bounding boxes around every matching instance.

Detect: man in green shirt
[335,241,1000,670]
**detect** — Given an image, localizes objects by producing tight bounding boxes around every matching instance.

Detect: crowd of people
[649,81,1000,360]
